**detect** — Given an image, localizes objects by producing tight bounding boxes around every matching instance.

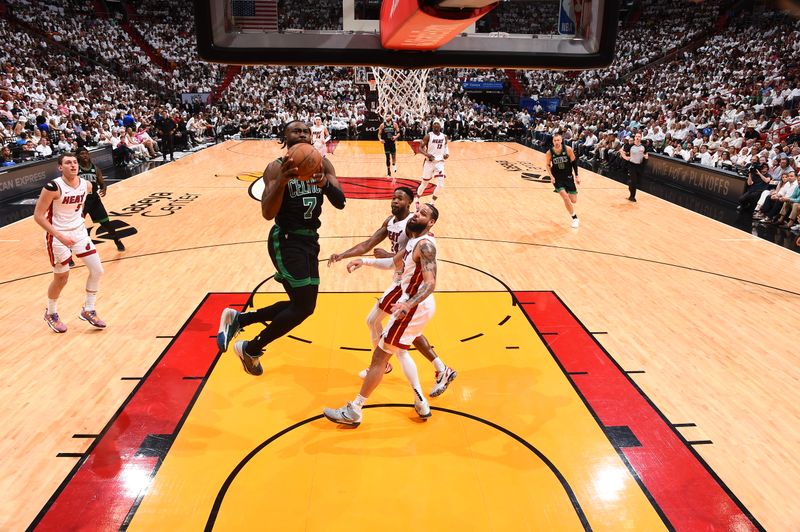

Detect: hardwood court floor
[1,140,797,530]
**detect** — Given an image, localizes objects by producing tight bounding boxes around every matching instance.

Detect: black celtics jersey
[275,156,325,232]
[549,147,572,179]
[78,163,97,185]
[382,122,396,142]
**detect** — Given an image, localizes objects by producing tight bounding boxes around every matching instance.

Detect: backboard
[194,0,619,69]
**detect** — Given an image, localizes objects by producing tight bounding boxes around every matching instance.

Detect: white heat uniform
[386,212,412,255]
[422,131,447,185]
[378,234,436,354]
[45,176,96,268]
[311,124,328,157]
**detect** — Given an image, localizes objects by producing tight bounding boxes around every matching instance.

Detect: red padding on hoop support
[380,0,496,51]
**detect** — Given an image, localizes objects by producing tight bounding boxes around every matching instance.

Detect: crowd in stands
[516,0,721,101]
[1,0,798,226]
[278,0,342,31]
[475,0,559,35]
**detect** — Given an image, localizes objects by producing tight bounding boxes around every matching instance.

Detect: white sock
[396,350,424,400]
[352,394,367,411]
[433,357,445,373]
[47,299,58,314]
[84,291,97,312]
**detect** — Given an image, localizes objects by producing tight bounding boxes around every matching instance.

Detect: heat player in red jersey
[33,153,107,333]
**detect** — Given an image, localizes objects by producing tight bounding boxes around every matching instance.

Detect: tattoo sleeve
[404,241,437,308]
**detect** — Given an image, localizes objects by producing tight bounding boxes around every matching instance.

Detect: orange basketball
[287,143,323,181]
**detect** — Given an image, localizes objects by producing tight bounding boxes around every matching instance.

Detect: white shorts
[422,160,445,188]
[46,226,96,271]
[314,142,327,158]
[379,296,435,355]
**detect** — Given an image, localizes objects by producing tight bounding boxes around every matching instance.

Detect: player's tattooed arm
[404,240,437,308]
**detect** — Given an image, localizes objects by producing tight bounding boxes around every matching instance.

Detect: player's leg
[432,168,445,202]
[323,344,393,427]
[44,234,72,332]
[566,179,579,227]
[75,238,106,328]
[412,334,458,397]
[86,195,125,251]
[558,189,575,216]
[233,230,319,374]
[391,150,398,173]
[357,303,393,378]
[385,149,392,177]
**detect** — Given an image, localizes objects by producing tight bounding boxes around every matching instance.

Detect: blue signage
[461,82,505,91]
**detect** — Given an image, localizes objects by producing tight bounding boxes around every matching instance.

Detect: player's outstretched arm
[328,220,389,266]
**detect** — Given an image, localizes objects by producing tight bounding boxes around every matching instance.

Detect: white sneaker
[571,217,580,228]
[414,398,431,419]
[429,367,457,397]
[358,362,393,379]
[393,165,398,173]
[323,402,362,427]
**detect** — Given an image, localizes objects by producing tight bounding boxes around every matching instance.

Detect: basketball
[287,143,323,181]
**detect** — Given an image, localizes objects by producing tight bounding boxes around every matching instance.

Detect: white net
[370,67,430,121]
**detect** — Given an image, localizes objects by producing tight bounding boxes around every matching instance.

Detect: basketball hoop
[370,67,430,121]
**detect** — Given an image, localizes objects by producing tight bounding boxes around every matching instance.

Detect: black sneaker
[627,197,637,202]
[115,239,125,252]
[233,340,263,376]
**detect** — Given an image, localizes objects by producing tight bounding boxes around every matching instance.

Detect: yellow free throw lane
[128,292,665,531]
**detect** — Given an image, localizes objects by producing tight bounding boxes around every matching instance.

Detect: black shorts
[268,226,320,288]
[553,175,577,194]
[384,141,397,154]
[83,192,110,223]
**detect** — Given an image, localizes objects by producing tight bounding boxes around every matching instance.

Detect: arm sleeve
[362,258,394,269]
[571,158,579,175]
[324,182,346,209]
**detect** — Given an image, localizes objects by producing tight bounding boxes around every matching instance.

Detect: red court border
[27,291,762,531]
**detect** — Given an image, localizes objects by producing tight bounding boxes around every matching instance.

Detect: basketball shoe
[79,308,106,328]
[571,217,580,228]
[429,367,457,397]
[44,310,67,333]
[358,363,393,379]
[323,402,362,427]
[414,398,431,419]
[217,308,241,351]
[233,340,263,376]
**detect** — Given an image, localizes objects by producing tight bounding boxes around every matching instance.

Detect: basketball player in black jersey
[77,147,125,251]
[545,132,581,228]
[378,114,399,177]
[217,120,346,375]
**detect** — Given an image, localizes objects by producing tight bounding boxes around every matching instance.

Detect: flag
[231,0,277,31]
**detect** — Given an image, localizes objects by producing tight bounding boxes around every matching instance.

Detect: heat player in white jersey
[33,153,106,333]
[328,187,456,396]
[324,203,445,427]
[310,116,330,158]
[417,120,449,203]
